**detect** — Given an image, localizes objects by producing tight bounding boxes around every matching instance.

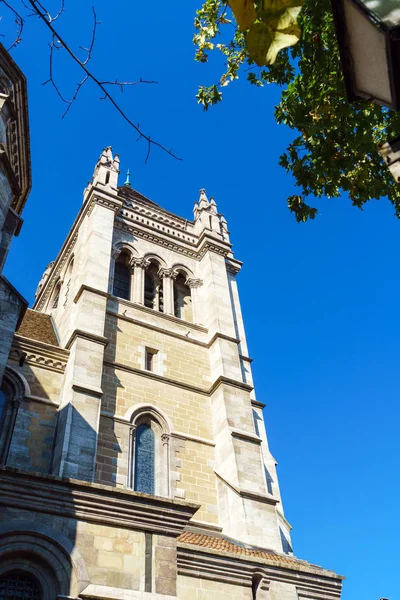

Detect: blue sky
[2,2,399,598]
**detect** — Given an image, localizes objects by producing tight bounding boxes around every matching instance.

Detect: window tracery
[0,571,41,600]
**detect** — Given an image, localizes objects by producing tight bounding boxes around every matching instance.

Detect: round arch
[170,263,195,278]
[0,521,89,597]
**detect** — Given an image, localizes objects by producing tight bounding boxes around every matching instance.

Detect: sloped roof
[178,531,315,569]
[16,309,59,346]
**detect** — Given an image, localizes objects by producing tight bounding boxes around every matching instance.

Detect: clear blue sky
[2,3,399,598]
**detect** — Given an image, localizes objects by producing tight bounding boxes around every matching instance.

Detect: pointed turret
[194,188,222,236]
[84,146,120,201]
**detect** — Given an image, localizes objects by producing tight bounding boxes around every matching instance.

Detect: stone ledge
[0,467,199,536]
[80,585,176,600]
[177,544,344,595]
[214,471,279,506]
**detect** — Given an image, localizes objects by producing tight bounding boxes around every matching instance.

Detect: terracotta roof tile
[16,309,59,346]
[177,532,308,568]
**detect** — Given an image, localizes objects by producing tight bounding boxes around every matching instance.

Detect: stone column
[186,278,203,325]
[132,258,150,304]
[159,268,176,316]
[161,433,171,497]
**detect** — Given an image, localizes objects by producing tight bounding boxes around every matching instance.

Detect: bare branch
[27,0,180,162]
[81,6,98,65]
[62,75,88,118]
[1,0,25,50]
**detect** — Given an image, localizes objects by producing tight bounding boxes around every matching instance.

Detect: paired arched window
[173,273,192,321]
[130,410,170,497]
[144,262,163,312]
[113,253,131,300]
[0,571,41,600]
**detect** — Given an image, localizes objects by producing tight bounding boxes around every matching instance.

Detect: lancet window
[130,409,170,497]
[134,424,155,494]
[0,374,19,465]
[113,252,131,301]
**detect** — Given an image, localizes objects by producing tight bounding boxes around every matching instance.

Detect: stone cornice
[0,467,199,536]
[115,219,232,262]
[11,336,69,373]
[177,545,343,597]
[111,298,208,333]
[104,360,253,397]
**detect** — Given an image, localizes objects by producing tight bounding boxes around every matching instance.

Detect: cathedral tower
[0,148,344,599]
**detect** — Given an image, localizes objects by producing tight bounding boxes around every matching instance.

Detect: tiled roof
[16,309,59,346]
[177,532,309,568]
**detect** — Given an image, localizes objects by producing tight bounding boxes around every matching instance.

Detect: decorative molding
[34,231,78,310]
[158,267,178,280]
[131,257,151,269]
[214,471,279,506]
[225,260,242,275]
[0,468,199,536]
[86,194,122,217]
[11,337,69,373]
[115,220,231,262]
[186,278,203,289]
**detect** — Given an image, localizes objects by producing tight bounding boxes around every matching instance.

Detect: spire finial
[124,169,131,188]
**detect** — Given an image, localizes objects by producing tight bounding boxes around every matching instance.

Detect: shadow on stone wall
[0,362,89,597]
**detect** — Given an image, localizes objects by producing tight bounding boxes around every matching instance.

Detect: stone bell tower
[2,146,343,599]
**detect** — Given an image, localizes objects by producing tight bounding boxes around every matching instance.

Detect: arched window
[144,263,163,312]
[0,571,41,600]
[134,424,155,494]
[51,282,61,309]
[0,388,7,427]
[113,253,131,300]
[130,409,170,497]
[174,273,192,321]
[63,258,74,306]
[0,379,13,442]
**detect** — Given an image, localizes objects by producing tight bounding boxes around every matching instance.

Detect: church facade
[0,147,343,599]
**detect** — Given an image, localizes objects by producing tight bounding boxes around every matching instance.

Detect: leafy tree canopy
[194,0,400,221]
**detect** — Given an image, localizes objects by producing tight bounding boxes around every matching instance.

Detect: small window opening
[145,348,158,372]
[105,171,110,184]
